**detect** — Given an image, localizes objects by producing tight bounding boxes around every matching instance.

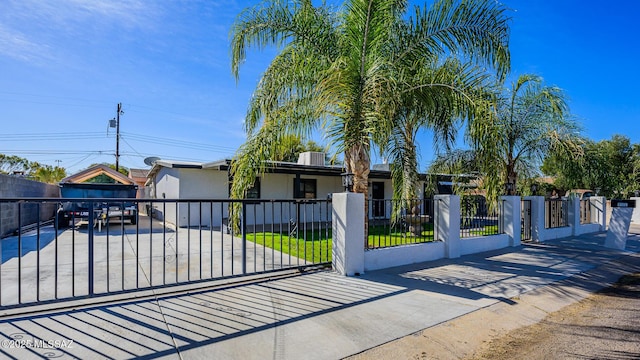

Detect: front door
[372,182,385,217]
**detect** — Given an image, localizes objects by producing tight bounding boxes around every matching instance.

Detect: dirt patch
[467,273,640,360]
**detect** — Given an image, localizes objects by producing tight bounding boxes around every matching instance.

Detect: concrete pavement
[0,227,638,359]
[0,216,309,306]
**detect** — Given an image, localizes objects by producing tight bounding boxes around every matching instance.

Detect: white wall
[364,242,445,271]
[631,197,640,224]
[177,169,228,227]
[152,167,180,224]
[247,173,342,226]
[152,168,230,227]
[460,235,510,256]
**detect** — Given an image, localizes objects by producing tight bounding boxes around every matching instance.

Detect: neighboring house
[145,152,421,227]
[128,168,150,199]
[60,164,135,185]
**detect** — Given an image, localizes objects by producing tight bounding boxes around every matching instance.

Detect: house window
[228,177,260,199]
[295,179,317,199]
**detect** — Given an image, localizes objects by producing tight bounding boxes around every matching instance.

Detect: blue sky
[1,0,638,175]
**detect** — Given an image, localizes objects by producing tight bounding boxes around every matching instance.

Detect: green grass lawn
[244,230,331,264]
[245,221,502,263]
[244,224,437,263]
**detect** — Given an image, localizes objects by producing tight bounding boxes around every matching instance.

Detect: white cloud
[0,24,53,65]
[0,0,164,67]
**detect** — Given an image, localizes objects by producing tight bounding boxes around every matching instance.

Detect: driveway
[0,216,306,307]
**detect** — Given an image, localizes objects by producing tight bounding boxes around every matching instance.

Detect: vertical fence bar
[199,202,202,280]
[163,201,167,285]
[36,203,40,302]
[261,202,265,271]
[106,206,110,292]
[72,210,75,296]
[270,201,275,270]
[1,202,4,304]
[310,202,315,264]
[302,202,307,265]
[210,201,214,278]
[220,202,224,277]
[175,201,179,283]
[187,202,191,282]
[241,202,247,275]
[229,202,238,275]
[17,203,22,304]
[325,199,330,261]
[120,202,125,290]
[252,203,257,272]
[149,200,153,286]
[134,200,139,289]
[88,202,94,296]
[280,202,284,268]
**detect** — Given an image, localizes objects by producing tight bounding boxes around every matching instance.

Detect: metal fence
[460,196,505,238]
[367,198,437,249]
[579,199,595,224]
[0,198,331,309]
[545,199,568,228]
[521,199,532,241]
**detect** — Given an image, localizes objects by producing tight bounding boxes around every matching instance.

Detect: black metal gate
[0,198,331,311]
[521,199,532,241]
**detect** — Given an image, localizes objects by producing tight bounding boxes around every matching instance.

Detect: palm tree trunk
[506,161,517,195]
[345,144,370,247]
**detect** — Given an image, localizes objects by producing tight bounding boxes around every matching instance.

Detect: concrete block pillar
[435,195,461,258]
[528,196,545,242]
[605,206,632,250]
[501,196,521,247]
[569,197,580,235]
[630,197,639,224]
[332,192,365,276]
[590,196,607,231]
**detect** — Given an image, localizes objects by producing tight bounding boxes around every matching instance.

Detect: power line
[0,131,236,152]
[120,132,237,152]
[0,150,112,155]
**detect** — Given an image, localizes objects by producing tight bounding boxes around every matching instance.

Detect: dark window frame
[294,178,317,199]
[228,177,261,199]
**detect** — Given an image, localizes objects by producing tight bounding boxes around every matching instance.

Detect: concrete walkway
[0,228,638,359]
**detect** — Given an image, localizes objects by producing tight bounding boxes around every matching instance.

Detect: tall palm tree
[229,0,510,242]
[431,74,583,201]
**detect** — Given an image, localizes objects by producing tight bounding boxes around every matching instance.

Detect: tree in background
[430,74,583,201]
[0,154,66,183]
[543,134,640,198]
[31,166,67,184]
[272,135,328,163]
[229,0,510,239]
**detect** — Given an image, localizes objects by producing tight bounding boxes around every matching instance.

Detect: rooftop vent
[297,152,325,166]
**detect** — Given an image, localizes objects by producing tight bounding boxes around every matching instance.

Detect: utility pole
[115,103,123,172]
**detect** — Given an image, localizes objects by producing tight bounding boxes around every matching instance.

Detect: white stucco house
[144,152,432,228]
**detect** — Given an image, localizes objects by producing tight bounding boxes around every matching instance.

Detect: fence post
[590,196,607,231]
[332,192,365,276]
[435,195,460,258]
[500,196,521,247]
[529,196,545,242]
[569,197,580,235]
[630,197,639,224]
